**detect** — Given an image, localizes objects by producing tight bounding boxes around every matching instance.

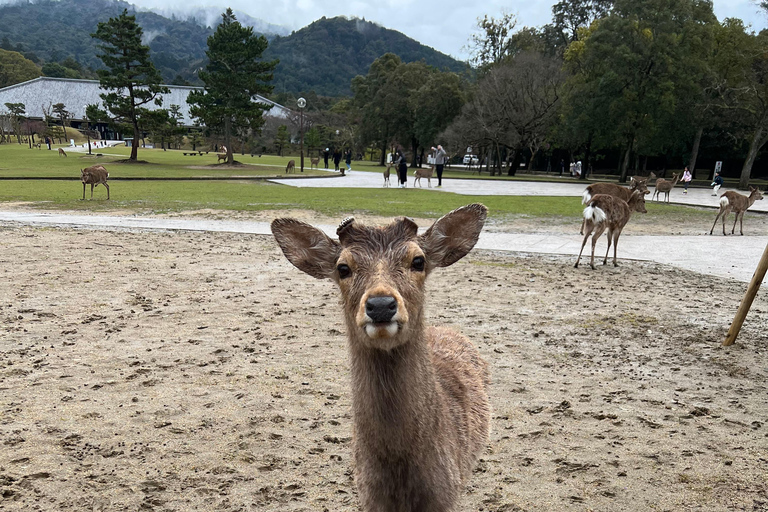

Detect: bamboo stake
[723,242,768,346]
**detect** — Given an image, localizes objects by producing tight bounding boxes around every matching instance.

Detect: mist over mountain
[145,6,290,37]
[0,0,468,96]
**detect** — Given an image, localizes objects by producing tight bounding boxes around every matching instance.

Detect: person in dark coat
[333,149,342,174]
[323,148,330,169]
[395,147,408,188]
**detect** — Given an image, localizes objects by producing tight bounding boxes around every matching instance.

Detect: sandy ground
[0,214,767,511]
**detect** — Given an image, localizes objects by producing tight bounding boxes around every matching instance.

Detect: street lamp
[83,106,91,155]
[297,97,306,172]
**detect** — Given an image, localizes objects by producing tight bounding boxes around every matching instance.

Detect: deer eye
[337,264,351,279]
[411,256,425,272]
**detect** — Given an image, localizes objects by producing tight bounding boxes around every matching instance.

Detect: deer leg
[579,218,586,236]
[731,212,739,235]
[90,183,95,199]
[612,229,623,267]
[710,209,723,235]
[590,225,606,270]
[104,182,110,200]
[574,225,592,268]
[738,211,744,235]
[82,182,86,200]
[602,228,612,265]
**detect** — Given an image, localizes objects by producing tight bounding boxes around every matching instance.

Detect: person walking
[333,149,342,174]
[711,171,724,196]
[323,147,330,169]
[395,147,408,188]
[344,149,352,173]
[681,166,692,194]
[432,144,447,187]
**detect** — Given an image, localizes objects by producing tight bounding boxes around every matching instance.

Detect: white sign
[715,161,723,174]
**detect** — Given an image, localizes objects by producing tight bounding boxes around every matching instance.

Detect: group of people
[389,144,448,188]
[323,148,353,175]
[682,166,724,196]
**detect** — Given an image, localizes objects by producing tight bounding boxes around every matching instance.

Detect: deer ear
[271,218,340,279]
[419,203,487,268]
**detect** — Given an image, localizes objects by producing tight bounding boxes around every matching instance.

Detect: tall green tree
[51,103,69,141]
[4,102,25,144]
[0,48,40,88]
[92,9,169,161]
[188,8,277,165]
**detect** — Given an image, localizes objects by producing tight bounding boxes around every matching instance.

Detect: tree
[51,103,69,141]
[92,9,169,161]
[4,102,25,143]
[0,48,40,88]
[467,12,517,68]
[274,125,289,155]
[187,9,277,165]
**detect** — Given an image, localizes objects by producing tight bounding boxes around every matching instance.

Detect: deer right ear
[419,203,488,268]
[271,218,340,279]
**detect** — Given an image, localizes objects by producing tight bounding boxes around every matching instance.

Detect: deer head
[271,204,487,351]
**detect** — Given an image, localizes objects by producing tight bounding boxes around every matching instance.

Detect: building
[0,77,290,140]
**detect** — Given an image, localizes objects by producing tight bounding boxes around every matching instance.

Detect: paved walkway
[0,172,765,282]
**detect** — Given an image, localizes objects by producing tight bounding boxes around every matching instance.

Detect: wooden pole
[723,242,768,346]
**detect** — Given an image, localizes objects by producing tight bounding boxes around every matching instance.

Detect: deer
[310,156,319,169]
[271,204,491,512]
[80,165,109,200]
[58,148,67,157]
[383,162,392,187]
[580,180,649,235]
[575,190,647,270]
[413,166,434,188]
[285,159,295,173]
[652,173,680,202]
[217,153,227,163]
[709,187,764,236]
[629,172,656,187]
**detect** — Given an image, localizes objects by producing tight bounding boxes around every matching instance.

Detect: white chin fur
[364,322,399,339]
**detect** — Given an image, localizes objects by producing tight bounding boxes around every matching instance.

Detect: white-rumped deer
[413,166,434,187]
[80,165,109,200]
[652,173,680,202]
[580,180,650,234]
[710,187,763,236]
[271,204,491,512]
[575,190,647,270]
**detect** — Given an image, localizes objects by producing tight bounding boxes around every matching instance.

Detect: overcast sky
[126,0,766,60]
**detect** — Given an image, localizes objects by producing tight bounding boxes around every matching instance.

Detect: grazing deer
[271,204,491,512]
[580,181,649,234]
[285,159,295,173]
[383,162,392,187]
[413,166,434,188]
[709,187,764,236]
[80,165,110,200]
[58,148,67,157]
[652,173,680,202]
[310,157,319,169]
[217,153,227,163]
[575,190,647,270]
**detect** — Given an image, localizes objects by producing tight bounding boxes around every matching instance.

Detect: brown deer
[271,204,491,512]
[710,187,764,236]
[629,172,656,187]
[575,190,647,270]
[217,153,227,163]
[383,162,392,187]
[58,148,67,157]
[413,166,434,188]
[580,181,649,235]
[310,156,319,169]
[80,165,109,200]
[285,159,295,173]
[652,173,680,202]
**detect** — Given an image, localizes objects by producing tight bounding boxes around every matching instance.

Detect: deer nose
[366,296,397,323]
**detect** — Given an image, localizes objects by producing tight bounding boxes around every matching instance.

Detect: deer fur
[652,173,680,202]
[413,167,434,188]
[310,157,320,169]
[58,148,67,157]
[580,181,649,235]
[285,159,295,173]
[710,187,764,236]
[383,162,392,187]
[575,190,647,270]
[271,204,491,512]
[80,165,109,200]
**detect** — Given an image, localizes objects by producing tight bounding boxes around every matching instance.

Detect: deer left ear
[419,204,487,268]
[271,218,340,279]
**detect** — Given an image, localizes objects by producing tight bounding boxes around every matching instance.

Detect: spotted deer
[285,159,295,173]
[652,173,680,202]
[413,166,434,188]
[271,204,491,512]
[575,190,647,270]
[710,187,763,236]
[580,181,649,234]
[80,165,109,200]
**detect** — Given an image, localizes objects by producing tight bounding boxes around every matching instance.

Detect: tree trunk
[225,116,233,165]
[739,125,767,190]
[60,116,68,141]
[130,122,139,161]
[379,140,387,166]
[508,147,521,176]
[410,139,419,168]
[619,140,632,183]
[688,126,703,180]
[580,134,593,181]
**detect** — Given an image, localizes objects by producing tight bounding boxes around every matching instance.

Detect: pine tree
[188,8,277,165]
[92,9,169,161]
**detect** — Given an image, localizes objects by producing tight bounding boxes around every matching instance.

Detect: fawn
[413,167,434,188]
[80,165,110,200]
[271,204,491,511]
[310,157,319,169]
[217,153,227,163]
[575,190,646,270]
[383,162,392,187]
[285,159,295,173]
[710,187,763,236]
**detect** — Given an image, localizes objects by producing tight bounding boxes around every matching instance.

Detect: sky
[125,0,766,60]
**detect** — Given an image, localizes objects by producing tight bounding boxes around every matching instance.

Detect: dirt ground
[0,211,766,511]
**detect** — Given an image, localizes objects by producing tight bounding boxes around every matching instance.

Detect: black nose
[366,296,397,323]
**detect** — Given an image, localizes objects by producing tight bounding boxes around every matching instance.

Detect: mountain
[264,17,470,96]
[0,0,469,96]
[145,6,290,38]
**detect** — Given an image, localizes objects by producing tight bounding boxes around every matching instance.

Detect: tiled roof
[0,77,290,126]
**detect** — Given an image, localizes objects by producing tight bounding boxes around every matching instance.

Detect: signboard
[715,161,723,174]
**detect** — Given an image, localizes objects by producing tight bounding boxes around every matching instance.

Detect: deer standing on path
[80,165,109,200]
[575,190,647,270]
[58,148,67,157]
[285,159,295,173]
[413,166,434,188]
[383,162,392,187]
[652,173,680,202]
[310,157,319,169]
[710,187,764,236]
[271,204,491,512]
[580,181,649,234]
